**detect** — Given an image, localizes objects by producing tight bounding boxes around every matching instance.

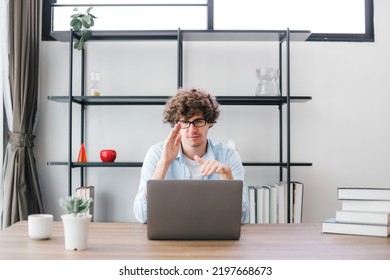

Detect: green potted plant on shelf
[70,6,97,50]
[59,195,93,250]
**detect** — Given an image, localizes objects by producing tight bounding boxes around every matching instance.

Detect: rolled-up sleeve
[133,143,163,223]
[227,148,249,223]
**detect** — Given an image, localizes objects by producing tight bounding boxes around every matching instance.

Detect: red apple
[100,150,117,162]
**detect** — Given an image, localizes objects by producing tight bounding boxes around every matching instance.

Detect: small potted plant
[70,6,97,50]
[59,195,93,250]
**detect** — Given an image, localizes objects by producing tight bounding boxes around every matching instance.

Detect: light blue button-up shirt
[133,139,249,223]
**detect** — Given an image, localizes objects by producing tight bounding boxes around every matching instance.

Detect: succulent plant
[70,7,97,50]
[59,195,93,217]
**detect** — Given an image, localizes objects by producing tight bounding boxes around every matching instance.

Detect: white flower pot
[61,214,92,250]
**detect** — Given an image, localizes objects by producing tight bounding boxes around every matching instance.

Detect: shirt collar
[177,139,216,162]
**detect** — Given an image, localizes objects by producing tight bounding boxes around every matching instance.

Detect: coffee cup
[28,214,53,240]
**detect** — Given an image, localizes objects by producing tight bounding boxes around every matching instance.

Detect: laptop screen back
[147,180,243,240]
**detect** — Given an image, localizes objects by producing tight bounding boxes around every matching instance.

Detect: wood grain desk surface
[0,221,389,260]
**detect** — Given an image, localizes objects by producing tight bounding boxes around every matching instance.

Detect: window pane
[214,0,365,33]
[56,0,207,4]
[53,6,207,31]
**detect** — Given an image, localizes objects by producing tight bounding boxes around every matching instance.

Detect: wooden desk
[0,221,389,260]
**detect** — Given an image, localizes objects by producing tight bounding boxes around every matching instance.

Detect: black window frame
[41,0,374,42]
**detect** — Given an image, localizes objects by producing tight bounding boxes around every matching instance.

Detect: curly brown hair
[163,88,220,127]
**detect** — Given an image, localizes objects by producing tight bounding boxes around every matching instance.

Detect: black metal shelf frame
[51,29,311,43]
[48,28,312,222]
[48,161,312,168]
[48,95,311,106]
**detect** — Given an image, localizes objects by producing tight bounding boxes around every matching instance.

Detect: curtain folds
[0,0,8,229]
[2,0,43,228]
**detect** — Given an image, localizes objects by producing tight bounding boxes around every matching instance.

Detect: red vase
[77,144,88,162]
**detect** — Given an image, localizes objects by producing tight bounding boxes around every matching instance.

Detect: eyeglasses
[179,119,207,129]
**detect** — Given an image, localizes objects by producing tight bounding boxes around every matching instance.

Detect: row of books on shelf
[76,185,95,221]
[322,187,390,237]
[249,181,304,224]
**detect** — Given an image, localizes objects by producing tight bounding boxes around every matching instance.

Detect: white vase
[61,214,92,250]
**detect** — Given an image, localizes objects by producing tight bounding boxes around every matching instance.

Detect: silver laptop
[147,180,243,240]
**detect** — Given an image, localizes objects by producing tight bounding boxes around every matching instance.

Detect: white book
[263,186,270,224]
[256,187,265,223]
[341,200,390,212]
[269,184,278,223]
[277,183,287,223]
[292,182,304,223]
[338,187,390,200]
[322,218,390,237]
[336,210,390,225]
[248,186,256,224]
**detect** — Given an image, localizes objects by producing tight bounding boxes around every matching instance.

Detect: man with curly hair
[133,88,249,223]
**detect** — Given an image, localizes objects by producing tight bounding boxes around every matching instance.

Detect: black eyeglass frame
[179,118,208,129]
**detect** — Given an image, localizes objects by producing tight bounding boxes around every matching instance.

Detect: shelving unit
[48,28,312,222]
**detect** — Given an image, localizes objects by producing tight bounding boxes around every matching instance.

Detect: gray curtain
[2,0,43,228]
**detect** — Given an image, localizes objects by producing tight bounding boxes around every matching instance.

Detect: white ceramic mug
[28,214,53,240]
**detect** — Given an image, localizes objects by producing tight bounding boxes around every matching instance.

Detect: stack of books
[322,187,390,237]
[249,181,303,224]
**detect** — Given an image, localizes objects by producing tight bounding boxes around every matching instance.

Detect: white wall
[35,0,390,223]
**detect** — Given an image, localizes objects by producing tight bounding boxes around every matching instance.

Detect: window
[51,0,209,31]
[42,0,374,42]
